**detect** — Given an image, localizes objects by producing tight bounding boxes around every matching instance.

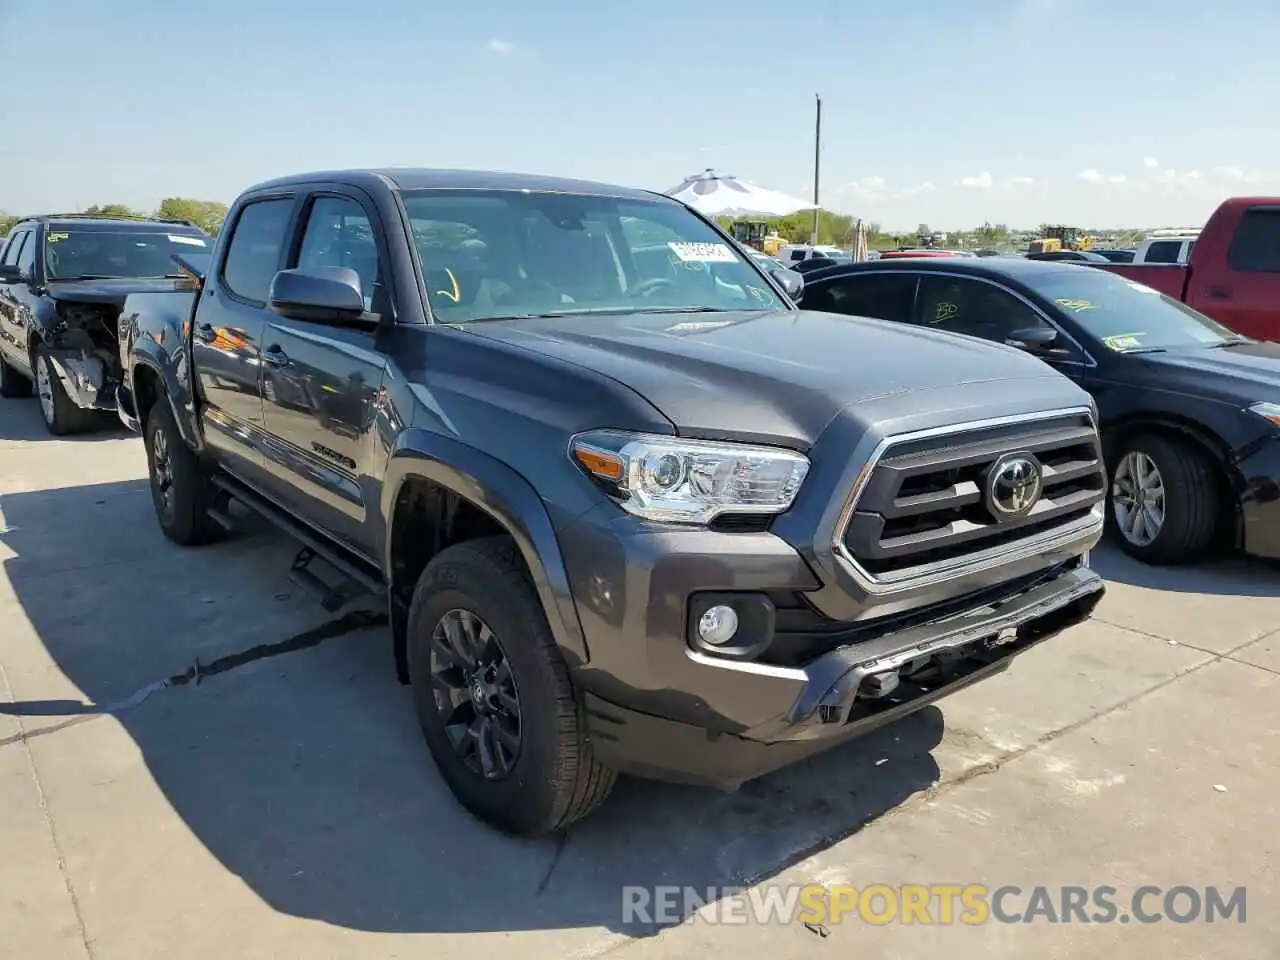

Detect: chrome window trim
[831,406,1105,596]
[811,268,1098,368]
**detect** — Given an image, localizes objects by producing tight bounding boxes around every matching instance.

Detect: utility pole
[811,93,822,246]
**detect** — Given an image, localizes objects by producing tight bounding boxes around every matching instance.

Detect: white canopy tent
[665,169,817,218]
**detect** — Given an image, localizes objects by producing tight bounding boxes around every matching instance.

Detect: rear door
[257,188,391,559]
[799,271,918,323]
[192,194,298,484]
[1189,206,1280,341]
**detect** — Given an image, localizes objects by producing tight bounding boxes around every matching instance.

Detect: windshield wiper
[1121,347,1168,355]
[1207,337,1251,348]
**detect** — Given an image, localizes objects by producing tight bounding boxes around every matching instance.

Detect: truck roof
[245,168,669,203]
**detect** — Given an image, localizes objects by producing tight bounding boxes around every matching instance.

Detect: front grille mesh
[840,412,1105,581]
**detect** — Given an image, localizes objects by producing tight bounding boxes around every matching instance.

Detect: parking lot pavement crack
[0,655,94,959]
[0,609,388,749]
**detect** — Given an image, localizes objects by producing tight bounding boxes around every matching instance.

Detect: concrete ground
[1,397,1276,960]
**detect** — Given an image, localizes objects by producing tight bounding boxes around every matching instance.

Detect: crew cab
[1093,197,1280,342]
[798,257,1280,564]
[0,214,212,434]
[116,168,1106,835]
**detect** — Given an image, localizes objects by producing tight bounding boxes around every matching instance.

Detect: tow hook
[859,670,901,699]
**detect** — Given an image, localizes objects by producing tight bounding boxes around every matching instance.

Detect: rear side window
[803,273,917,323]
[1226,209,1280,272]
[1144,240,1181,264]
[221,198,294,303]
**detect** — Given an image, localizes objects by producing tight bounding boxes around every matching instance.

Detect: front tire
[406,536,616,836]
[34,344,95,435]
[1108,432,1219,565]
[143,396,223,546]
[0,355,31,398]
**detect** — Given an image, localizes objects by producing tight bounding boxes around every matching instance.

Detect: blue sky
[1,0,1276,230]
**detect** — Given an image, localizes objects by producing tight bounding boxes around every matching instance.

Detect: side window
[1144,240,1180,264]
[221,198,294,304]
[914,276,1051,343]
[804,274,917,323]
[1226,209,1280,272]
[1,230,27,267]
[789,250,806,262]
[16,231,36,277]
[296,196,382,311]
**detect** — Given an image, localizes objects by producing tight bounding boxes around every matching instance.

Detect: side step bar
[209,474,387,611]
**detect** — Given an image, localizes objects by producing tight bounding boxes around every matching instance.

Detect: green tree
[155,197,229,236]
[83,203,143,218]
[0,213,19,237]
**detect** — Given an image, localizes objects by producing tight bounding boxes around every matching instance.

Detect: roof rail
[14,212,199,228]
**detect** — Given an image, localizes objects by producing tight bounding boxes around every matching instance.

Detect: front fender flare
[382,429,590,670]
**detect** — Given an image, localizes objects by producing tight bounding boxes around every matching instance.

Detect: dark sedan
[799,257,1280,565]
[1025,249,1111,262]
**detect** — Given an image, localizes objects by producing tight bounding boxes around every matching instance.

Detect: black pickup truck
[116,168,1107,835]
[0,214,212,434]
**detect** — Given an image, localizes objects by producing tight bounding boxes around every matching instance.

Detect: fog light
[697,604,739,646]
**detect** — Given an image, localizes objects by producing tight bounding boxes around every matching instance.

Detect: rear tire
[143,396,223,546]
[406,536,616,836]
[0,355,31,398]
[1108,431,1219,565]
[34,343,95,435]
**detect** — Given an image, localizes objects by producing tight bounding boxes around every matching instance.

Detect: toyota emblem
[985,453,1043,521]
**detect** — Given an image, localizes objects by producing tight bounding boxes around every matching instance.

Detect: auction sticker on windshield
[668,241,738,263]
[169,235,207,247]
[1055,298,1097,313]
[1102,333,1145,351]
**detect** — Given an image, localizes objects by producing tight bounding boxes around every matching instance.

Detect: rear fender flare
[382,429,589,669]
[129,346,203,452]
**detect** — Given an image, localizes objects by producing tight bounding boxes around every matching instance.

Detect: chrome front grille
[836,409,1105,587]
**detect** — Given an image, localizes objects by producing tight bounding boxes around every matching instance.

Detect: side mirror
[1006,327,1059,352]
[0,264,23,284]
[770,266,804,301]
[269,267,371,325]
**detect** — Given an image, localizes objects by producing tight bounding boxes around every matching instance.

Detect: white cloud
[837,177,936,202]
[485,39,515,55]
[1157,169,1203,186]
[901,182,936,195]
[1079,169,1103,183]
[1143,157,1160,169]
[958,172,993,188]
[1008,176,1036,185]
[1109,174,1127,183]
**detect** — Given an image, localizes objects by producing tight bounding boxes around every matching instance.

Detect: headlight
[570,430,810,524]
[1247,402,1280,428]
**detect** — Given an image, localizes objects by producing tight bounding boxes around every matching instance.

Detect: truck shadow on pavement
[1089,543,1280,598]
[0,479,945,938]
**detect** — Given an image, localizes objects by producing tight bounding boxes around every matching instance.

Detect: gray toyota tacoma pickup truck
[116,168,1107,836]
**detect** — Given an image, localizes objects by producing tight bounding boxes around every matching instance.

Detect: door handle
[195,323,217,343]
[262,345,291,368]
[1205,285,1232,300]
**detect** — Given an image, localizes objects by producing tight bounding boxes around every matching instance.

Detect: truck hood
[45,277,190,307]
[460,308,1081,447]
[1137,341,1280,402]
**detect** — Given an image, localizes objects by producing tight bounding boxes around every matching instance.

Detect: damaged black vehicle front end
[0,216,211,434]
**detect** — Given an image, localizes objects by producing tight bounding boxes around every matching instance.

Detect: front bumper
[1238,437,1280,560]
[585,566,1103,789]
[47,351,118,412]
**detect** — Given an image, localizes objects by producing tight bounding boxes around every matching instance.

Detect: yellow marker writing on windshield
[934,301,958,323]
[435,267,461,303]
[1055,298,1097,312]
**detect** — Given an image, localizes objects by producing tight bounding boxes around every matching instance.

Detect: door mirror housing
[770,266,804,301]
[1006,326,1059,352]
[0,264,23,284]
[269,267,376,326]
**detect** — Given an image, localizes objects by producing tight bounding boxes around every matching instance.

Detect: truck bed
[1089,262,1189,299]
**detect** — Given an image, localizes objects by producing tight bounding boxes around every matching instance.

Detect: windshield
[401,190,784,321]
[1027,269,1243,352]
[45,228,211,280]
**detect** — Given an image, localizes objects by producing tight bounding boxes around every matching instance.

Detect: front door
[258,192,389,559]
[0,230,35,373]
[912,274,1089,382]
[190,195,297,484]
